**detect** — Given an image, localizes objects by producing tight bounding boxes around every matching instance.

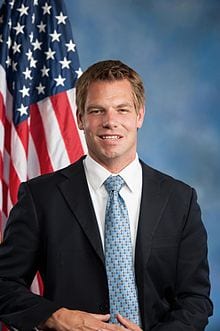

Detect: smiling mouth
[99,135,122,140]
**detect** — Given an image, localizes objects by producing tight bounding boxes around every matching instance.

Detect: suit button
[99,303,109,313]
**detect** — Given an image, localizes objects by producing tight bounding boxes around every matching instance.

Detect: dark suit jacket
[0,157,213,330]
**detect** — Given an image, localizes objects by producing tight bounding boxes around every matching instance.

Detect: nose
[102,110,118,128]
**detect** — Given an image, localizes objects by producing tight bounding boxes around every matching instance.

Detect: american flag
[0,2,86,325]
[0,0,86,241]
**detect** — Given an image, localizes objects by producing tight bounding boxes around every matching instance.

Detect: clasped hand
[41,308,142,331]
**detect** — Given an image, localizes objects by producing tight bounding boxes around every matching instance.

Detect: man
[0,60,213,331]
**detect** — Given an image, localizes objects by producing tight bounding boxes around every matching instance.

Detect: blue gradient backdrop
[66,1,220,330]
[0,0,219,330]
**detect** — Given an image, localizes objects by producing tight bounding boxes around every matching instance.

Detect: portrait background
[0,0,219,329]
[66,1,219,329]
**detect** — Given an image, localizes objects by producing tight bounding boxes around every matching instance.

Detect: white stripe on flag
[0,120,4,156]
[31,274,41,295]
[11,124,27,182]
[3,150,10,186]
[28,133,41,179]
[37,97,70,170]
[0,65,6,103]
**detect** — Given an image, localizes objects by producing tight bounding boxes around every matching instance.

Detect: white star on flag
[65,39,76,52]
[54,74,66,86]
[9,0,15,8]
[41,65,50,77]
[32,14,36,24]
[26,49,33,60]
[56,12,67,25]
[12,61,18,71]
[32,38,43,50]
[30,57,37,68]
[22,67,32,80]
[6,36,11,47]
[37,21,46,33]
[36,83,46,94]
[13,22,25,35]
[45,47,56,60]
[17,103,28,115]
[42,2,52,15]
[50,30,61,42]
[29,32,34,42]
[6,56,11,67]
[59,57,71,69]
[12,41,21,54]
[76,67,83,77]
[19,85,30,97]
[17,4,29,16]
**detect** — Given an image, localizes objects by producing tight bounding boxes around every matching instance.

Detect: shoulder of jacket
[140,159,193,193]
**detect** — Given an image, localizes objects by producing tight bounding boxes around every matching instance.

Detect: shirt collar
[83,154,142,193]
[119,156,142,192]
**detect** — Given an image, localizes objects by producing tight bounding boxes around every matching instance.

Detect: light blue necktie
[104,175,141,325]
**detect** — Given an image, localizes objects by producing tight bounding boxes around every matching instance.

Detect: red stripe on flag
[15,120,29,158]
[30,103,54,174]
[0,91,5,239]
[0,152,3,185]
[0,91,5,123]
[0,152,3,240]
[9,161,21,206]
[2,179,8,222]
[4,117,11,155]
[50,92,84,163]
[37,271,44,295]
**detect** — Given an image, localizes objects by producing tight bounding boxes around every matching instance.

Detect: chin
[103,149,122,158]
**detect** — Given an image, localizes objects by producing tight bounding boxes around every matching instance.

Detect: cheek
[124,117,141,131]
[83,121,98,134]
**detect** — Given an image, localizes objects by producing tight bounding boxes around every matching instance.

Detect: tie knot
[104,175,125,193]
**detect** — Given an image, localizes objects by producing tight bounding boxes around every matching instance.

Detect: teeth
[102,135,120,140]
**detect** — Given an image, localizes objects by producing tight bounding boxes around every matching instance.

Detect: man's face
[77,79,145,171]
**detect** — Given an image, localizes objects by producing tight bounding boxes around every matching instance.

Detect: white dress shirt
[83,155,143,258]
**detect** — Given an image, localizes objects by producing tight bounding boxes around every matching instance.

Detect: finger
[101,321,129,331]
[91,313,111,321]
[116,314,141,330]
[101,326,128,331]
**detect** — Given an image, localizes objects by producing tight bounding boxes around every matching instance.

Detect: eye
[88,108,103,115]
[118,108,129,113]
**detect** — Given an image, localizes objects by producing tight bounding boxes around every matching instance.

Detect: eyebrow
[115,103,133,108]
[86,103,133,111]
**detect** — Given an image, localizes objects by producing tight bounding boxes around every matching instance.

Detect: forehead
[85,79,134,106]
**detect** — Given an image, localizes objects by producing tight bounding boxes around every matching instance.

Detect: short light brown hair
[76,60,145,114]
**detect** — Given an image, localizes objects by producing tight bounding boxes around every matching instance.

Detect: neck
[88,154,136,174]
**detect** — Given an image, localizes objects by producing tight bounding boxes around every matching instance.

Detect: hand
[40,308,129,331]
[116,314,142,331]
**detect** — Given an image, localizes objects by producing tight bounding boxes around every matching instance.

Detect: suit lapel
[58,158,105,264]
[57,159,173,285]
[135,162,172,306]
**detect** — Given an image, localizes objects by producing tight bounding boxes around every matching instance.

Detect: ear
[137,106,145,129]
[76,109,84,130]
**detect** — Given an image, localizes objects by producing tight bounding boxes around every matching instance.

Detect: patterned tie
[104,175,141,325]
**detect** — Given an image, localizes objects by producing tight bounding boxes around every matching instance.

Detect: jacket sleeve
[151,188,213,331]
[0,183,61,331]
